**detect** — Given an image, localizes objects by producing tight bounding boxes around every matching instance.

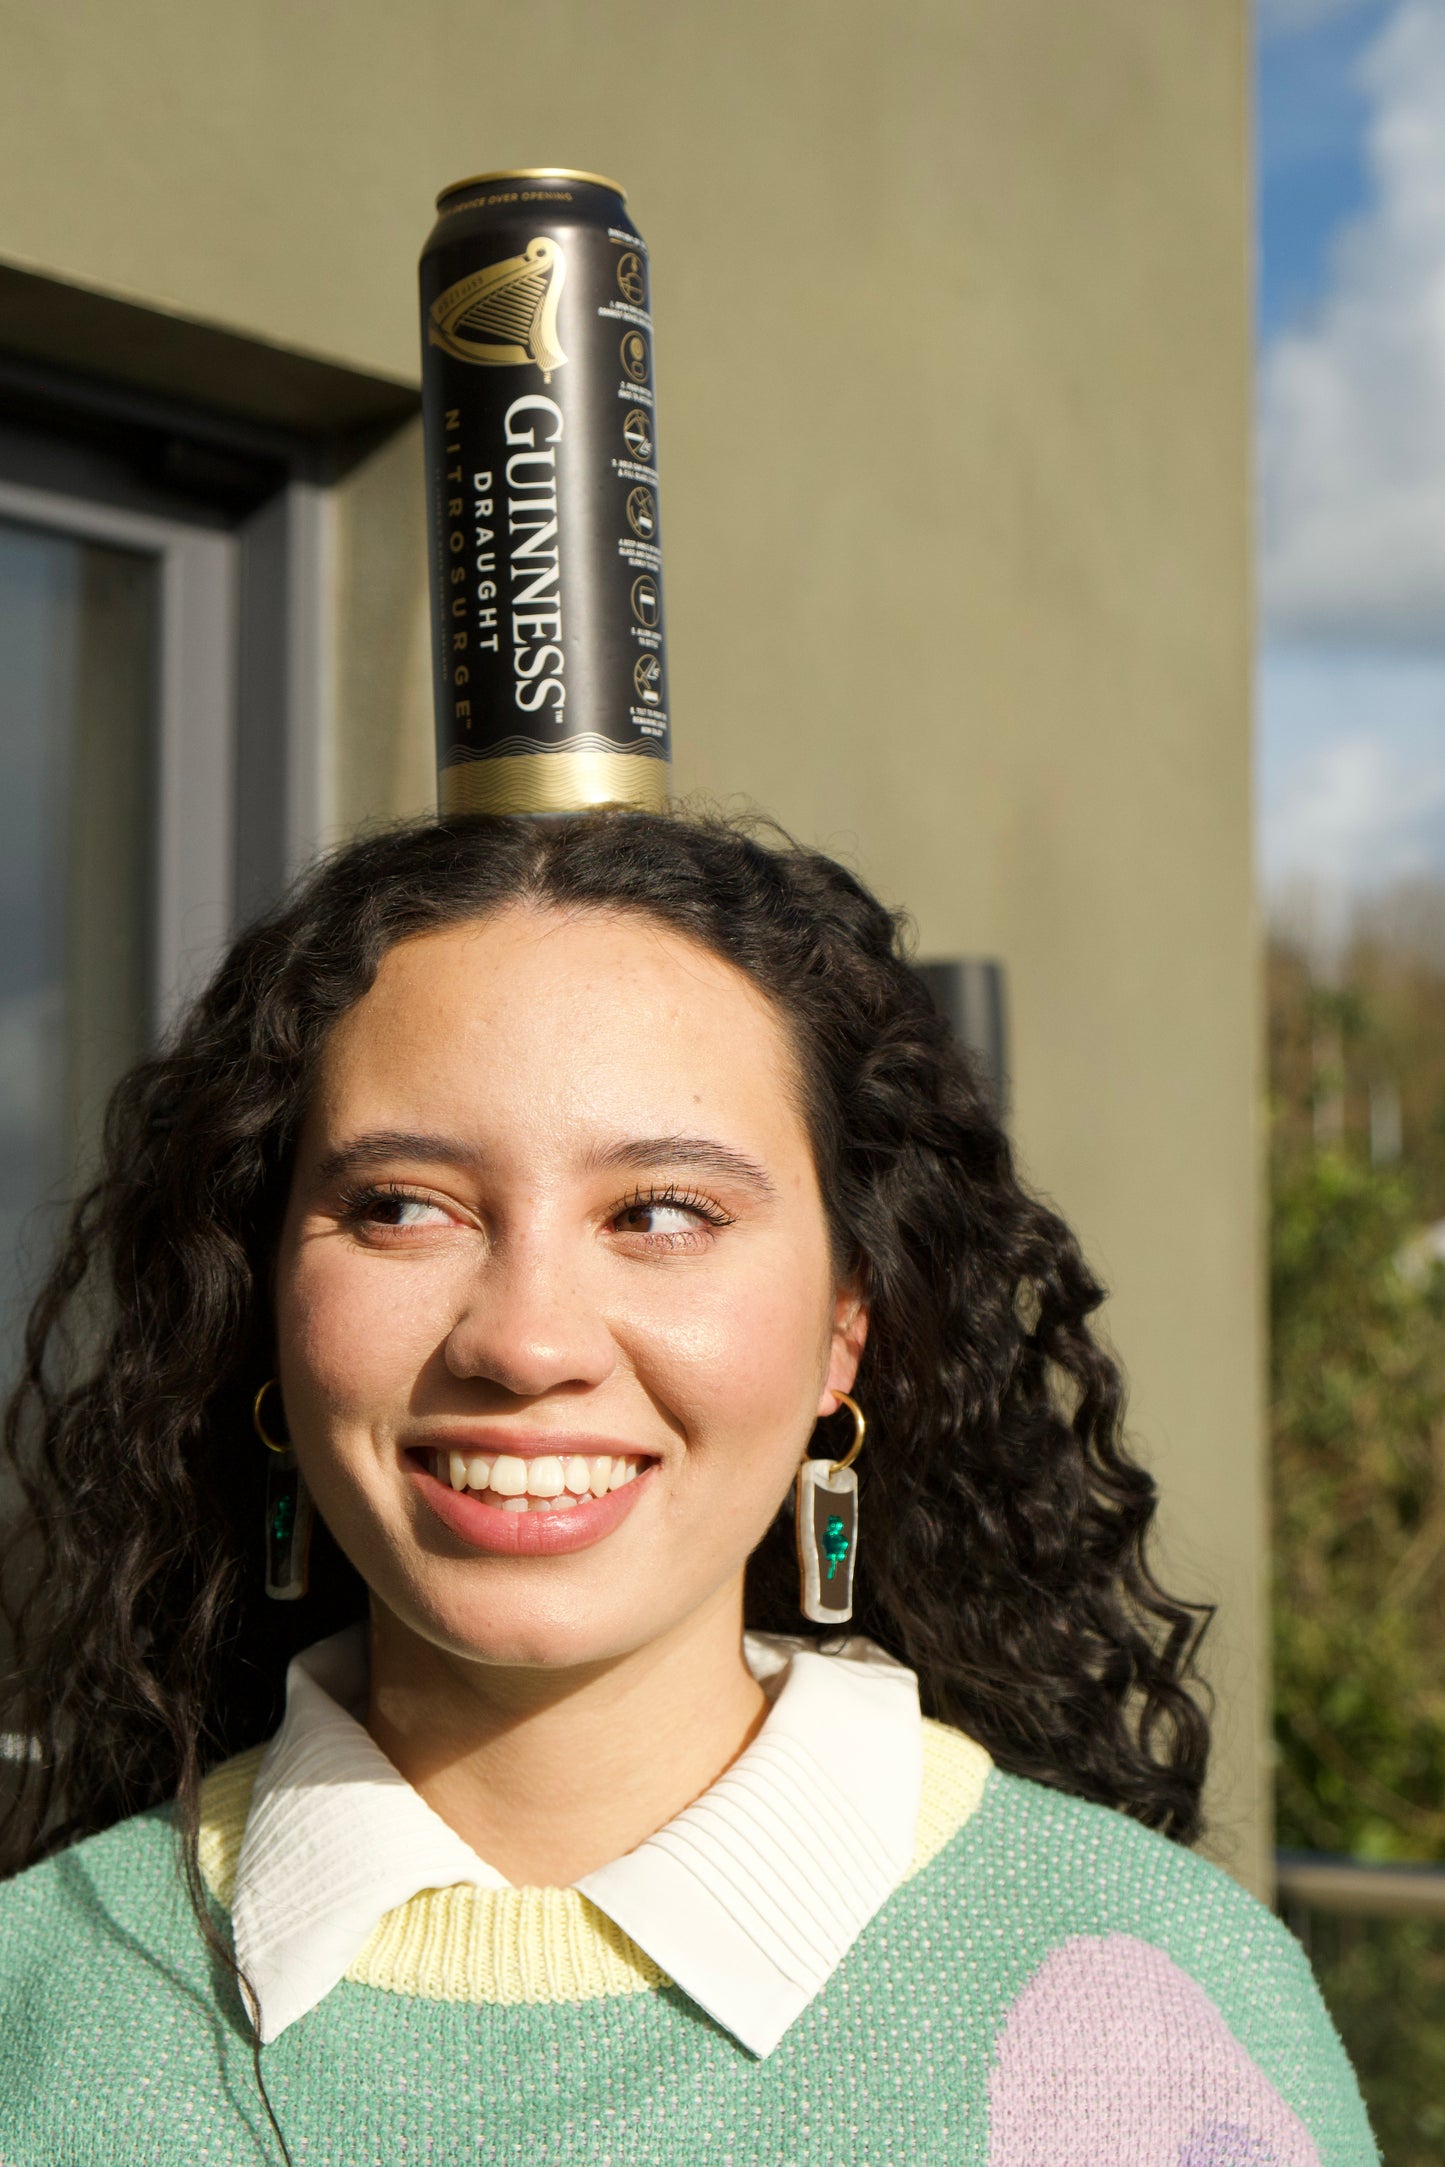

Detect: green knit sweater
[0,1738,1375,2166]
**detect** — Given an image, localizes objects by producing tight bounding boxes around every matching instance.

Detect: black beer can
[419,168,670,815]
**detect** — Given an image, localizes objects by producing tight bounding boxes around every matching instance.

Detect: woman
[0,811,1372,2165]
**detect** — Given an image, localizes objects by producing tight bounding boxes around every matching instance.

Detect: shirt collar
[232,1624,922,2054]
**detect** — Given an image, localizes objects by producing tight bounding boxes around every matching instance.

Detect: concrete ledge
[0,257,417,447]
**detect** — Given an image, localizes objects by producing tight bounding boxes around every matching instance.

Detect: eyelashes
[613,1184,736,1230]
[333,1179,736,1236]
[335,1181,447,1231]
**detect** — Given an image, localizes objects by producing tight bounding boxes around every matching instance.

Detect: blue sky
[1255,0,1445,927]
[1257,0,1389,341]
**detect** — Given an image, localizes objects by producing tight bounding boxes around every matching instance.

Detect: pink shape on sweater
[987,1934,1320,2167]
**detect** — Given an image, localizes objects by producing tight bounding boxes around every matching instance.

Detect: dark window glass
[0,516,157,1358]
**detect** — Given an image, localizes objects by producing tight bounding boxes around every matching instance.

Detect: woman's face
[275,905,865,1671]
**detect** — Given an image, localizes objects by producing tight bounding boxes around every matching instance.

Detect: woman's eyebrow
[313,1131,778,1197]
[315,1131,478,1184]
[587,1135,778,1197]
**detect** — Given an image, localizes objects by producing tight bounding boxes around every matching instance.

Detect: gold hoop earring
[252,1379,312,1602]
[828,1390,866,1475]
[252,1379,291,1453]
[795,1391,866,1626]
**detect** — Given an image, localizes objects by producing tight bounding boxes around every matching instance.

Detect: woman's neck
[364,1584,768,1886]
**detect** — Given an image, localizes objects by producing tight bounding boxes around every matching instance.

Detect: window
[0,358,351,1361]
[0,514,157,1338]
[0,464,237,1360]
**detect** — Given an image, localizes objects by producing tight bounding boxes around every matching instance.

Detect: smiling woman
[274,900,866,1880]
[0,812,1374,2164]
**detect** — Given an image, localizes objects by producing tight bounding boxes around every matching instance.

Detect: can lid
[436,167,627,208]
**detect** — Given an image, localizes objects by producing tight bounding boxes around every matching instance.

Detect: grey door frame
[0,473,335,1029]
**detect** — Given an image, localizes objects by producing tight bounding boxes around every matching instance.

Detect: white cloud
[1259,0,1445,636]
[1258,643,1445,923]
[1267,729,1445,883]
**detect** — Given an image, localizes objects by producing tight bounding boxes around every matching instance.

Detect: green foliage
[1272,1144,1445,1860]
[1285,1907,1445,2167]
[1269,941,1445,1863]
[1268,912,1445,2154]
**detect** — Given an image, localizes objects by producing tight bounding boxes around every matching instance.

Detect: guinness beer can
[420,168,671,815]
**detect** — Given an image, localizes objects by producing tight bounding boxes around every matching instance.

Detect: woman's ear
[818,1284,868,1414]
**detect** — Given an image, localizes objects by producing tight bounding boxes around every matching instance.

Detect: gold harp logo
[428,237,568,379]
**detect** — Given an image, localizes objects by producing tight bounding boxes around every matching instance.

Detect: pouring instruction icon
[622,408,653,463]
[626,487,657,540]
[630,573,661,627]
[616,250,646,306]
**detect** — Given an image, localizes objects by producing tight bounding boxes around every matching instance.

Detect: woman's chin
[388,1575,680,1677]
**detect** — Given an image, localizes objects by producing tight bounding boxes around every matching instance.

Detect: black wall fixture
[917,958,1009,1120]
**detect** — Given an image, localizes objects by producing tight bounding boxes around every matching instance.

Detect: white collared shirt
[231,1626,922,2055]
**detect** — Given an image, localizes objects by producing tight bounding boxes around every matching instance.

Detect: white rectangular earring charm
[795,1458,859,1624]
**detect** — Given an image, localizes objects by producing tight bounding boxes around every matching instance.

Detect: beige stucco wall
[0,0,1263,1886]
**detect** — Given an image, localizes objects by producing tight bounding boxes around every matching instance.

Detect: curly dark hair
[1,807,1210,1889]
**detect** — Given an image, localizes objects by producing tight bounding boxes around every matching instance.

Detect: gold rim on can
[439,751,669,818]
[436,167,627,210]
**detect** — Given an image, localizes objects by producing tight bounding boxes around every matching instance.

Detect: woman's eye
[379,1196,452,1228]
[615,1201,702,1235]
[612,1191,731,1241]
[341,1186,454,1232]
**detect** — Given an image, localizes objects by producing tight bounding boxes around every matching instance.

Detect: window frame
[0,474,234,1032]
[0,472,336,1032]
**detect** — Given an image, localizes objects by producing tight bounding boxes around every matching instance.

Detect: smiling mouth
[425,1448,650,1514]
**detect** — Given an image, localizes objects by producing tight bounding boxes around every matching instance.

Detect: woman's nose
[440,1239,616,1399]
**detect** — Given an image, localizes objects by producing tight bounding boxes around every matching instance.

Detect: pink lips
[408,1456,656,1557]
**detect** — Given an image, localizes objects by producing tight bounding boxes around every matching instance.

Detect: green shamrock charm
[271,1491,296,1548]
[823,1514,850,1581]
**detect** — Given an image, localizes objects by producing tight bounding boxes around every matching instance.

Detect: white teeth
[433,1447,646,1507]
